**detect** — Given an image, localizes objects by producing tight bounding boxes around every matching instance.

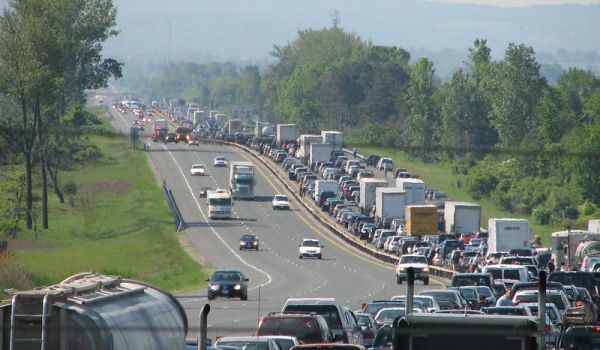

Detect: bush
[532,206,551,225]
[63,182,77,196]
[467,170,498,198]
[579,200,598,216]
[564,206,579,220]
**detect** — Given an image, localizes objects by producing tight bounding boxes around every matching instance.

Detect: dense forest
[126,26,600,230]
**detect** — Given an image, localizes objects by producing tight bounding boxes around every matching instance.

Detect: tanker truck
[0,271,188,349]
[551,230,600,269]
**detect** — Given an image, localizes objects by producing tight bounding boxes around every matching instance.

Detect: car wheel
[207,294,215,301]
[424,278,429,285]
[241,293,248,301]
[318,255,322,260]
[255,246,259,251]
[273,206,276,210]
[299,255,303,259]
[396,276,402,285]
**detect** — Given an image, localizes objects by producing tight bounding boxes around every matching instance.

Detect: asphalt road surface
[106,105,444,340]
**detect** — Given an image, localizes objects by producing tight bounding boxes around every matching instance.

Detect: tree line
[0,0,121,236]
[129,27,600,228]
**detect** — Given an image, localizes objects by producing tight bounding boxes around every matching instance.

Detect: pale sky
[427,0,600,6]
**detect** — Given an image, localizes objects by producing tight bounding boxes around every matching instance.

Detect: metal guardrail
[163,180,185,232]
[201,138,455,282]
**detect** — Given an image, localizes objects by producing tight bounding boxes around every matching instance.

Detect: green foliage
[579,200,598,216]
[467,169,499,199]
[62,182,77,196]
[532,207,551,225]
[346,123,397,146]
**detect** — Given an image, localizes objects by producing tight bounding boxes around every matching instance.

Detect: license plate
[222,289,229,295]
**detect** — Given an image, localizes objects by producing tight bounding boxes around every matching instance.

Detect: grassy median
[348,144,563,245]
[1,106,205,295]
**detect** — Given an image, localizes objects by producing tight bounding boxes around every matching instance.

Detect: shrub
[63,182,77,196]
[564,206,579,220]
[467,170,498,198]
[532,206,551,225]
[579,200,598,216]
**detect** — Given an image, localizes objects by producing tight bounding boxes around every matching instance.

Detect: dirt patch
[80,181,131,193]
[6,239,63,250]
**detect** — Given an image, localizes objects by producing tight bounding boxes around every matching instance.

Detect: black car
[206,269,249,301]
[239,234,259,251]
[366,155,381,167]
[164,132,176,143]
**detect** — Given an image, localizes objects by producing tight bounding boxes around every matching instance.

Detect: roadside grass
[349,144,564,246]
[1,106,205,294]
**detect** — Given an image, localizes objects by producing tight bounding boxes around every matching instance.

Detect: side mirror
[298,245,301,247]
[333,334,343,342]
[321,245,325,248]
[205,279,210,282]
[361,325,367,332]
[245,278,249,282]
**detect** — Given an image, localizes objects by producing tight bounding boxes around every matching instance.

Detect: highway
[107,106,443,340]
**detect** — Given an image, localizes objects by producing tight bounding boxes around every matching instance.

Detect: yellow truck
[405,205,438,236]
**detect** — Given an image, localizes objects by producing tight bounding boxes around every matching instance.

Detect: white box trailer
[296,134,323,159]
[360,178,389,213]
[314,180,340,201]
[277,124,298,144]
[192,110,205,124]
[310,143,334,166]
[395,178,427,206]
[487,218,531,254]
[444,201,481,234]
[375,187,406,220]
[321,131,344,150]
[589,220,600,234]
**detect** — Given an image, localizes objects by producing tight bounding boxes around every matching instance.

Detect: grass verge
[348,144,564,246]
[1,106,205,295]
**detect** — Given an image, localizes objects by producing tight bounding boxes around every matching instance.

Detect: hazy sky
[427,0,600,5]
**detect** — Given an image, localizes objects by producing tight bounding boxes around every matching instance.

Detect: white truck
[395,178,427,206]
[228,119,242,134]
[229,161,255,199]
[207,189,233,219]
[375,187,406,221]
[310,143,334,166]
[296,134,323,159]
[487,218,531,254]
[313,180,340,202]
[277,124,298,145]
[359,178,388,214]
[444,201,481,234]
[321,131,344,150]
[589,220,600,234]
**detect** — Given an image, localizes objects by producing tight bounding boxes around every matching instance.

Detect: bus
[207,189,233,219]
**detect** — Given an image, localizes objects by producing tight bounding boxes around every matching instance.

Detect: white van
[282,298,363,345]
[482,264,531,283]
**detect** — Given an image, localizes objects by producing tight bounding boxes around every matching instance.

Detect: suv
[256,312,334,344]
[282,298,363,345]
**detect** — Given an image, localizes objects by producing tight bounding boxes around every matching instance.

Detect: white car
[395,254,430,285]
[299,239,322,259]
[213,156,227,167]
[272,194,290,210]
[190,164,206,176]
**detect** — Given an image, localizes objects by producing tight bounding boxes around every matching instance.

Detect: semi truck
[0,271,187,349]
[551,230,600,269]
[175,125,190,143]
[151,119,169,142]
[229,161,255,199]
[487,218,531,254]
[444,201,481,234]
[228,119,242,134]
[405,205,438,236]
[395,178,427,206]
[276,124,297,145]
[310,143,334,166]
[375,187,406,221]
[359,178,389,214]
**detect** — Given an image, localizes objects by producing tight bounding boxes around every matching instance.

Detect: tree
[277,65,322,132]
[561,124,600,206]
[238,65,262,109]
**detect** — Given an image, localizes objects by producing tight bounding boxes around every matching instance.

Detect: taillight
[546,324,552,333]
[363,331,374,340]
[576,301,583,307]
[343,331,349,344]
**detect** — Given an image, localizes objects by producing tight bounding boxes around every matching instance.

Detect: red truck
[152,119,169,142]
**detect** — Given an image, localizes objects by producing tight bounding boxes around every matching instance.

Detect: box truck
[487,218,531,254]
[589,220,600,234]
[359,178,388,214]
[375,188,406,221]
[313,180,340,202]
[395,178,427,206]
[444,201,481,234]
[310,143,334,166]
[321,131,344,150]
[277,124,298,145]
[405,205,438,236]
[296,134,323,159]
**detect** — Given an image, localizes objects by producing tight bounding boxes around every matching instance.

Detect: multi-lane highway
[108,106,443,339]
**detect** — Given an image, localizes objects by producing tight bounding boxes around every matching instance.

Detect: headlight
[253,241,258,245]
[398,267,406,272]
[233,284,242,290]
[240,241,245,245]
[423,267,429,272]
[209,284,219,291]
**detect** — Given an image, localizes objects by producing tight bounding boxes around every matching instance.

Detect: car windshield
[400,256,428,264]
[273,339,295,350]
[216,340,270,350]
[363,302,404,316]
[421,291,457,302]
[376,308,405,321]
[212,271,243,281]
[456,288,477,299]
[274,195,288,201]
[192,164,204,169]
[453,275,490,287]
[215,156,225,161]
[208,198,232,206]
[283,305,341,328]
[356,315,371,327]
[241,235,256,241]
[303,240,319,247]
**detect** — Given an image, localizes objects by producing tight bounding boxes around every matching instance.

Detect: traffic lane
[190,143,403,302]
